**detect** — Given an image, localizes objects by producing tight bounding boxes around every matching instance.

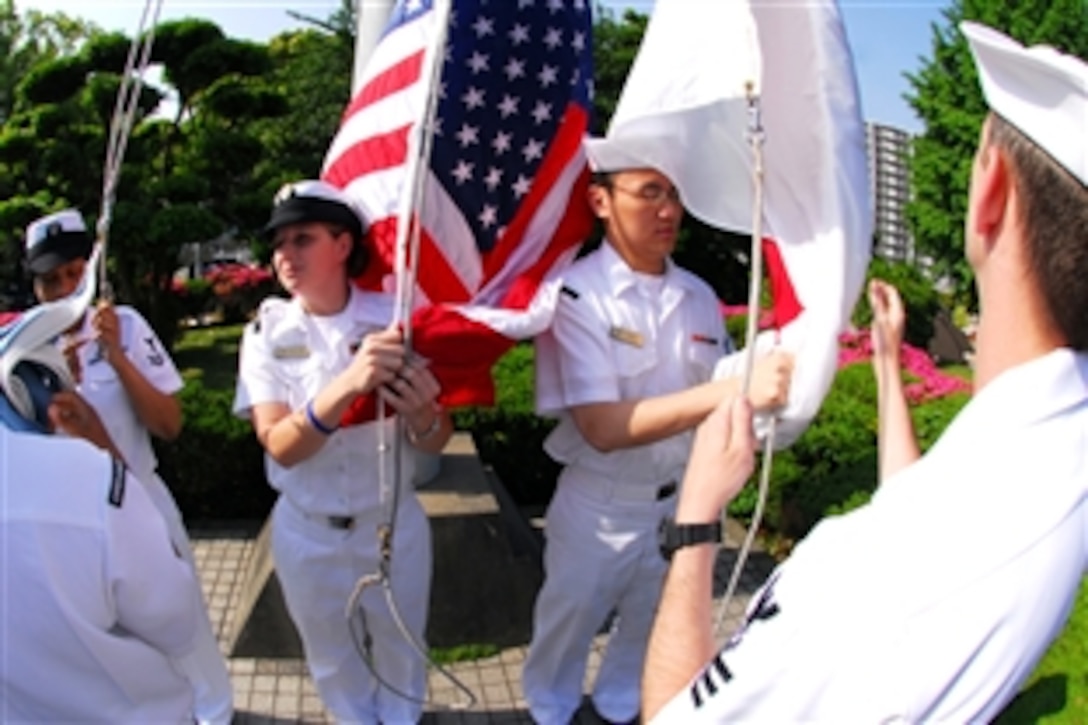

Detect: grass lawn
[173,322,245,391]
[996,579,1088,723]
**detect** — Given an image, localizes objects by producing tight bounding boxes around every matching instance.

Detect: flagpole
[352,0,395,96]
[98,0,163,303]
[390,0,452,332]
[347,0,478,709]
[714,82,779,635]
[738,82,765,399]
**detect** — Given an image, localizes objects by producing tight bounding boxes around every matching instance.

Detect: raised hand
[749,349,794,411]
[378,355,441,424]
[868,279,905,364]
[91,301,123,366]
[677,396,758,520]
[48,390,122,460]
[343,325,406,396]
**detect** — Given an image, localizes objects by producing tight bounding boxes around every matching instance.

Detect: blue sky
[18,0,946,132]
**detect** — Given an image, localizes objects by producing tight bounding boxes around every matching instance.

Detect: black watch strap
[659,516,722,560]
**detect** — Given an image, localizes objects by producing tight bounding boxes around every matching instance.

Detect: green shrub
[727,362,969,541]
[453,343,560,507]
[173,277,215,320]
[725,313,748,350]
[464,341,969,526]
[155,380,274,521]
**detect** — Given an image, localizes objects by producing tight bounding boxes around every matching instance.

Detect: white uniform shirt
[0,428,198,723]
[233,288,414,517]
[71,306,183,484]
[535,242,730,486]
[654,349,1088,724]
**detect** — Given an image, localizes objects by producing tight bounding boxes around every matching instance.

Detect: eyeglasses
[610,182,682,207]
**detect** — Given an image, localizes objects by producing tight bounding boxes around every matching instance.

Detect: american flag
[322,0,595,409]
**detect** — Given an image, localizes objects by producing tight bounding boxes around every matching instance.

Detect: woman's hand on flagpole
[344,324,406,396]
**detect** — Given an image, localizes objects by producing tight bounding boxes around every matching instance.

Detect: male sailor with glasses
[523,137,795,724]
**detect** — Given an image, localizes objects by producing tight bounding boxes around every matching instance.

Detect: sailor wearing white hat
[233,179,452,722]
[23,208,233,725]
[0,289,202,722]
[644,23,1088,723]
[522,143,794,724]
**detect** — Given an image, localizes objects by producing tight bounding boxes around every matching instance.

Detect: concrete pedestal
[224,433,542,658]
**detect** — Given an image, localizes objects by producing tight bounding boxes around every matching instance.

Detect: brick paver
[193,522,775,724]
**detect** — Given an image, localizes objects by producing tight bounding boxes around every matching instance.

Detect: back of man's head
[964,22,1088,349]
[988,116,1088,349]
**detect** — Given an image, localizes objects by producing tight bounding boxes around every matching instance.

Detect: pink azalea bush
[838,329,970,404]
[173,263,276,324]
[206,263,274,295]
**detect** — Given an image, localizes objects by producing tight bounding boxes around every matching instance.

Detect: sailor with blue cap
[22,208,233,724]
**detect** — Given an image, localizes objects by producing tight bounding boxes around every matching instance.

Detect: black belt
[657,482,677,501]
[326,515,356,530]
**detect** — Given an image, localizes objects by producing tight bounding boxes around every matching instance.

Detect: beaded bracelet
[406,408,443,444]
[305,399,337,435]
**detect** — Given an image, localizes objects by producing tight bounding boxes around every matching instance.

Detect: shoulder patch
[560,285,580,300]
[108,458,127,508]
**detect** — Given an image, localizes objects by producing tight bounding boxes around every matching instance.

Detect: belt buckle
[328,515,355,530]
[656,482,677,501]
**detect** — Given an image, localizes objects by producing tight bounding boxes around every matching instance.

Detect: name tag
[692,334,720,346]
[273,344,311,360]
[609,325,644,348]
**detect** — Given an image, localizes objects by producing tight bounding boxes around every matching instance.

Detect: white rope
[714,83,778,635]
[97,0,163,301]
[350,0,477,709]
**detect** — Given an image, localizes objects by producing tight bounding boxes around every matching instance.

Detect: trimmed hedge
[460,343,969,543]
[154,382,274,521]
[727,362,969,540]
[160,329,969,538]
[452,343,560,507]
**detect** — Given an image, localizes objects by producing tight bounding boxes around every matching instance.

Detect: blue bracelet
[306,400,337,435]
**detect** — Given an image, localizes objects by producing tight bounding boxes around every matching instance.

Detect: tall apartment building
[865,122,914,263]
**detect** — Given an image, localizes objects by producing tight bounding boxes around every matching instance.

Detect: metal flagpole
[98,0,164,303]
[714,83,780,635]
[344,0,477,709]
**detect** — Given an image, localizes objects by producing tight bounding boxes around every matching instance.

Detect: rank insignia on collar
[272,344,311,360]
[609,325,644,348]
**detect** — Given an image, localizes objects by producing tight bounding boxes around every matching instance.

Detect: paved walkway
[192,518,776,724]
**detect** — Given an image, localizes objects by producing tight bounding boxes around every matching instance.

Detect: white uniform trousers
[523,466,676,724]
[272,493,432,724]
[139,472,234,725]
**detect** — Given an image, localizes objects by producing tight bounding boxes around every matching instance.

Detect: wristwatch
[658,516,722,561]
